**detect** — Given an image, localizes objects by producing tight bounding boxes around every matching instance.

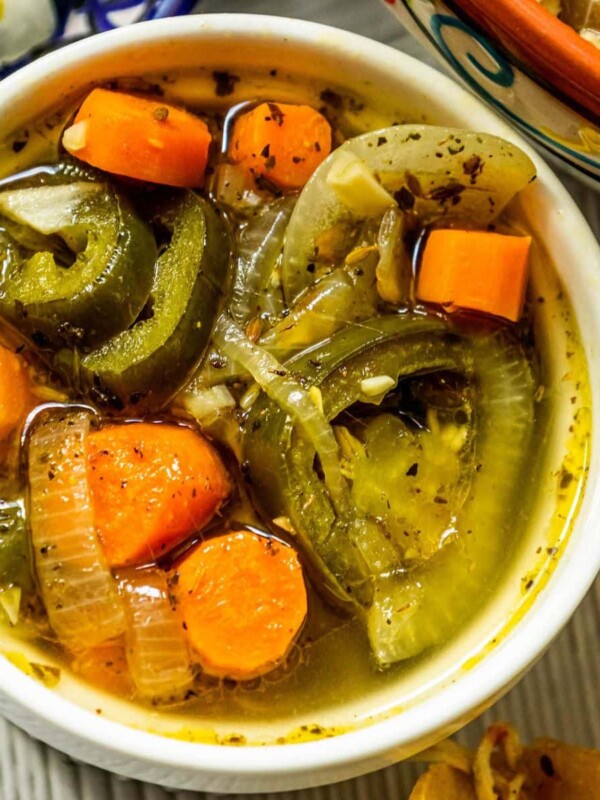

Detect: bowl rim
[0,12,599,784]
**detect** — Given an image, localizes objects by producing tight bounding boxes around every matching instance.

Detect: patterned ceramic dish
[0,0,197,78]
[384,0,600,186]
[0,14,598,794]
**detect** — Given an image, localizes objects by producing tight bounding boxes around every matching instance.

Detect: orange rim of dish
[450,0,600,121]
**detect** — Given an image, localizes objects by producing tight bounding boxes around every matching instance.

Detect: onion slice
[375,207,413,305]
[116,568,193,702]
[282,125,536,302]
[213,314,346,508]
[230,196,294,323]
[28,410,125,649]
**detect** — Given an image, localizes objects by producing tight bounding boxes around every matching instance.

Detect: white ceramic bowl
[0,14,598,794]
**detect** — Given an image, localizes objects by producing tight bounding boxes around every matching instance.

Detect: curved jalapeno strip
[243,315,535,666]
[0,163,156,349]
[367,331,535,665]
[243,314,453,607]
[74,191,230,412]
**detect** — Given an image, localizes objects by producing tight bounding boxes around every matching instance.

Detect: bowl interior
[0,14,598,789]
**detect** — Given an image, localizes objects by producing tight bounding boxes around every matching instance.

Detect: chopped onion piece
[62,121,89,152]
[28,411,125,649]
[580,27,600,47]
[0,182,101,236]
[259,270,355,358]
[213,314,346,507]
[117,568,193,702]
[326,151,395,216]
[179,384,236,425]
[360,375,396,397]
[230,196,295,323]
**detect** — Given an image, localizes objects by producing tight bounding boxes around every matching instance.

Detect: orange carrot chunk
[0,345,34,440]
[175,531,307,680]
[229,101,332,189]
[416,229,531,323]
[63,88,212,187]
[87,423,230,568]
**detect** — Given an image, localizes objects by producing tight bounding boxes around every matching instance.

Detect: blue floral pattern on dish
[80,1,196,34]
[386,0,600,183]
[430,14,514,89]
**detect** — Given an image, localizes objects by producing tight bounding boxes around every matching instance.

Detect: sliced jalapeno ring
[74,190,230,412]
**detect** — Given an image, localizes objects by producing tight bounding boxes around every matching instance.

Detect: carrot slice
[87,423,230,567]
[0,345,34,440]
[175,531,307,680]
[63,88,212,187]
[229,101,331,189]
[416,229,531,322]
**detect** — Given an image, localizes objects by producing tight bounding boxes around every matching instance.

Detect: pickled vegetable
[230,196,294,323]
[259,251,379,358]
[214,314,348,511]
[175,530,308,681]
[416,229,531,322]
[368,332,534,663]
[282,125,536,301]
[74,191,229,411]
[244,315,534,664]
[229,102,331,189]
[63,88,212,188]
[117,568,193,702]
[243,314,454,608]
[28,410,125,650]
[0,81,579,719]
[0,172,156,349]
[87,422,230,567]
[375,207,413,305]
[0,345,35,440]
[350,408,474,563]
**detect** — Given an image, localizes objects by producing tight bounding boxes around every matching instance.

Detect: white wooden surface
[1,1,599,797]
